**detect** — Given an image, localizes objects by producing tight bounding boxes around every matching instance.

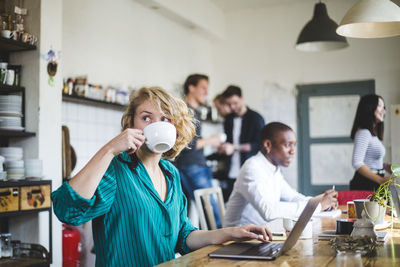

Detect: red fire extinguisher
[62,224,81,267]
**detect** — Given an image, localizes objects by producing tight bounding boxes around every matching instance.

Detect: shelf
[0,130,35,138]
[0,208,51,218]
[0,257,49,267]
[0,84,24,92]
[62,93,127,111]
[0,37,36,52]
[0,179,51,187]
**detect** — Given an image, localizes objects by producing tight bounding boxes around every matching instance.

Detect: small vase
[353,199,385,224]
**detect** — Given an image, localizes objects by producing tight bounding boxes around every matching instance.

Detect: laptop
[389,184,400,217]
[208,195,322,260]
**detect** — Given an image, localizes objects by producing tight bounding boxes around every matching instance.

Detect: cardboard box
[0,187,19,212]
[20,185,51,210]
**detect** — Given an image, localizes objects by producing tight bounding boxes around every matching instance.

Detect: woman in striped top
[350,94,391,191]
[52,87,271,267]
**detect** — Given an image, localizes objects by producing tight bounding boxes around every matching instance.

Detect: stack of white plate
[0,147,24,180]
[0,95,22,115]
[24,159,43,178]
[0,116,23,130]
[0,95,23,131]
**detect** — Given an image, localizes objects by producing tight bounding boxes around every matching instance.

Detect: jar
[0,62,8,84]
[350,210,377,239]
[0,233,13,258]
[14,67,20,86]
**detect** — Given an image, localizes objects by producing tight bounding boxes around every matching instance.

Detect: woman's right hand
[105,128,146,156]
[384,163,392,174]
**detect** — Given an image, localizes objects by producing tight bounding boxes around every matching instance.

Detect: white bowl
[0,147,23,154]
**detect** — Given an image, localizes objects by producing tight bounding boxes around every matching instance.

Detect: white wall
[8,0,63,266]
[62,0,215,96]
[211,0,400,188]
[61,0,216,266]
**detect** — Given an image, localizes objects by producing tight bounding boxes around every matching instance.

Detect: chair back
[337,190,374,205]
[194,187,225,230]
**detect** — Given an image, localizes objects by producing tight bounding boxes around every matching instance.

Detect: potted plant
[363,164,400,223]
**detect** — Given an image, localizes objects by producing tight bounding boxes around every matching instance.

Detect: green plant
[362,164,400,224]
[369,164,400,209]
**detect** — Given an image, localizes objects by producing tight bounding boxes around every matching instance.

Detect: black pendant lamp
[296,1,349,52]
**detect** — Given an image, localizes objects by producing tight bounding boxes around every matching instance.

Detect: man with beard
[175,74,222,227]
[218,85,264,198]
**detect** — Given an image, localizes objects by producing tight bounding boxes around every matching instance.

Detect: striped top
[352,129,385,170]
[51,152,197,267]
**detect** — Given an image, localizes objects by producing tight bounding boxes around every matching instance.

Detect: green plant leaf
[392,164,400,177]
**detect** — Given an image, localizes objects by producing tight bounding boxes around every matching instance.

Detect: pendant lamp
[296,1,348,52]
[336,0,400,38]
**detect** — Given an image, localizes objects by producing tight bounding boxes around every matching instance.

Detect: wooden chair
[337,190,374,205]
[194,187,225,230]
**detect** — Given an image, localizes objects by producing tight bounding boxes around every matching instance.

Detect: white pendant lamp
[337,0,400,38]
[296,2,348,52]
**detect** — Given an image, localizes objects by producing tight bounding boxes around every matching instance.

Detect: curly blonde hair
[121,87,196,159]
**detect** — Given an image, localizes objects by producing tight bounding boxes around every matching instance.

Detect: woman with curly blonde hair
[52,86,271,267]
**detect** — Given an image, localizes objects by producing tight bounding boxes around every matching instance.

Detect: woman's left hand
[223,224,272,243]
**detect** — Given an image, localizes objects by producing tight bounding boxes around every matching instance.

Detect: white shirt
[228,117,242,179]
[224,152,321,227]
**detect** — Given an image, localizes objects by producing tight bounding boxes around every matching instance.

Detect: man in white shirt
[224,122,337,227]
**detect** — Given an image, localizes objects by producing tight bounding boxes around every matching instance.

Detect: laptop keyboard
[240,242,283,256]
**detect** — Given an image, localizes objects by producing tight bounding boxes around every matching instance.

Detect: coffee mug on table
[283,217,313,239]
[143,121,176,153]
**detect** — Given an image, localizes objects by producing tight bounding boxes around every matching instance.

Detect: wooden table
[159,213,400,266]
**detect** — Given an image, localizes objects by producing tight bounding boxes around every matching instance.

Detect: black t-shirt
[175,105,207,167]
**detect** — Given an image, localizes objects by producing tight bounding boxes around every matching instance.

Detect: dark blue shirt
[175,105,207,167]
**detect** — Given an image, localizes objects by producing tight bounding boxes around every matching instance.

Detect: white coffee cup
[143,121,176,153]
[1,30,11,39]
[283,217,296,232]
[219,133,227,143]
[283,217,313,239]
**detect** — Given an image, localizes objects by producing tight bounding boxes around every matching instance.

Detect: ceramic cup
[143,121,176,153]
[219,133,227,143]
[283,217,313,239]
[1,30,11,39]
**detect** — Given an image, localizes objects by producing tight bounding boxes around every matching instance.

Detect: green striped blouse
[52,152,197,267]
